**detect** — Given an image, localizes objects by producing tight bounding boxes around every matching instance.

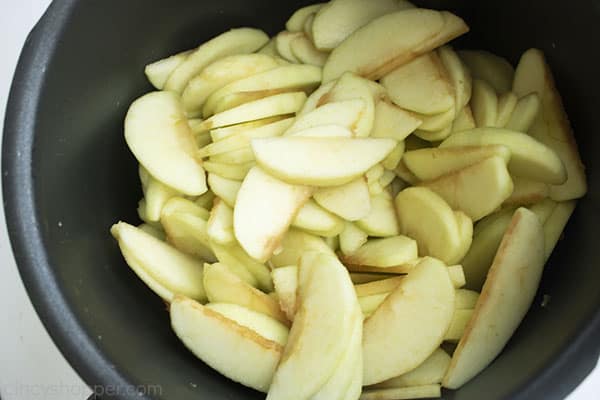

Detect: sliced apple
[111,222,206,302]
[455,289,480,310]
[355,276,404,297]
[298,80,336,116]
[363,257,455,385]
[269,228,333,268]
[275,31,303,63]
[138,166,179,222]
[210,241,272,291]
[267,252,360,399]
[195,190,215,209]
[458,50,514,94]
[206,198,234,245]
[138,223,166,241]
[455,211,474,264]
[471,79,498,128]
[234,167,311,262]
[448,265,467,289]
[207,174,241,207]
[210,116,289,142]
[452,106,476,132]
[322,9,468,82]
[371,100,422,141]
[145,49,192,90]
[340,222,369,255]
[164,28,269,93]
[181,54,279,116]
[443,208,545,389]
[286,3,325,32]
[313,178,371,221]
[341,236,418,268]
[505,93,541,133]
[209,148,255,164]
[253,136,395,186]
[440,128,567,184]
[444,309,474,342]
[529,198,558,225]
[170,296,282,392]
[371,348,451,389]
[381,51,455,115]
[403,145,511,181]
[544,200,576,260]
[271,265,299,321]
[513,48,587,200]
[290,35,329,67]
[360,294,389,317]
[439,46,472,111]
[421,156,514,221]
[356,192,400,237]
[292,199,345,237]
[496,92,518,128]
[284,99,366,136]
[504,176,548,206]
[203,161,254,180]
[124,91,207,195]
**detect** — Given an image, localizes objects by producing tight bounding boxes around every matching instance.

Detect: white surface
[0,1,598,400]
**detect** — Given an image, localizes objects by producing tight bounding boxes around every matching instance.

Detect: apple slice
[444,309,474,342]
[471,79,498,128]
[359,293,389,318]
[257,38,278,57]
[394,187,463,264]
[363,257,455,385]
[275,31,303,63]
[203,263,288,324]
[421,156,514,221]
[203,161,254,180]
[272,266,299,321]
[138,223,165,241]
[170,296,282,392]
[458,50,514,94]
[356,192,400,237]
[284,99,366,136]
[504,176,549,206]
[452,106,476,132]
[210,116,289,142]
[267,252,360,399]
[361,384,442,400]
[269,228,333,267]
[440,128,567,184]
[403,145,511,181]
[292,199,345,237]
[234,167,311,262]
[544,200,576,260]
[323,9,469,82]
[286,3,325,32]
[454,211,474,264]
[341,236,418,268]
[164,28,269,93]
[253,137,395,186]
[456,290,480,310]
[439,46,472,111]
[209,148,255,164]
[371,348,451,389]
[371,100,422,141]
[210,241,272,291]
[311,0,412,51]
[448,265,467,289]
[313,178,371,221]
[505,93,541,133]
[207,174,241,207]
[138,166,179,222]
[125,91,207,195]
[290,35,329,67]
[496,92,518,128]
[298,81,336,116]
[355,276,404,297]
[206,199,234,245]
[513,48,587,200]
[381,51,455,115]
[443,208,545,389]
[145,49,192,90]
[181,54,279,116]
[111,222,206,302]
[340,222,369,255]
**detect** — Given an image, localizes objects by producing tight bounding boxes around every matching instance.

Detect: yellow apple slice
[267,252,359,399]
[356,192,400,237]
[444,309,474,342]
[284,99,366,136]
[275,31,303,63]
[111,222,206,302]
[440,128,567,184]
[206,199,234,245]
[286,3,325,32]
[323,9,468,82]
[210,116,289,142]
[359,293,389,317]
[272,266,298,321]
[125,91,207,195]
[313,178,371,221]
[203,161,254,180]
[269,229,333,268]
[203,263,287,324]
[371,348,451,389]
[363,257,455,385]
[145,49,192,89]
[372,100,422,140]
[341,236,418,268]
[253,137,395,186]
[355,276,404,297]
[164,28,269,93]
[210,241,272,291]
[505,93,541,133]
[340,222,369,255]
[291,199,345,237]
[257,38,279,57]
[181,54,279,116]
[395,187,463,264]
[298,80,336,116]
[448,265,467,289]
[290,35,329,67]
[455,289,480,309]
[403,145,511,181]
[170,296,282,392]
[381,51,455,115]
[234,167,312,262]
[496,92,518,128]
[513,48,587,200]
[207,174,241,207]
[504,176,548,206]
[197,92,307,132]
[421,156,514,221]
[454,211,474,263]
[439,46,472,111]
[138,166,179,222]
[458,50,514,94]
[544,200,576,260]
[312,0,412,51]
[471,79,498,128]
[443,208,545,389]
[452,106,476,132]
[209,148,255,164]
[138,223,165,241]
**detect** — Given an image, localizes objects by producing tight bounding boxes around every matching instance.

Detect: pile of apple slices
[112,0,586,399]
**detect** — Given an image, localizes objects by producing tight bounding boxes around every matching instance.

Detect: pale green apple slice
[371,100,422,140]
[443,208,545,389]
[323,9,468,82]
[298,81,336,116]
[312,0,412,50]
[210,116,289,142]
[203,161,254,180]
[275,31,303,63]
[454,211,474,264]
[458,50,514,94]
[286,3,325,32]
[267,252,359,399]
[544,200,576,260]
[444,309,474,342]
[138,166,179,222]
[207,174,241,207]
[284,99,366,136]
[504,176,549,206]
[496,92,518,128]
[252,137,395,186]
[164,28,269,93]
[341,236,418,268]
[513,48,587,200]
[439,46,472,111]
[363,257,455,385]
[452,106,476,132]
[181,54,279,116]
[257,38,278,57]
[440,128,567,184]
[371,348,451,389]
[124,91,207,195]
[340,222,369,255]
[471,79,498,128]
[209,148,255,164]
[206,198,234,245]
[414,125,453,143]
[360,384,442,400]
[455,289,480,309]
[356,192,400,237]
[448,265,467,289]
[381,51,455,115]
[394,187,462,264]
[209,241,272,291]
[145,49,192,89]
[269,229,333,268]
[414,108,456,134]
[272,265,299,320]
[234,167,312,262]
[170,296,282,392]
[403,145,511,181]
[291,199,345,237]
[111,222,206,302]
[421,156,514,221]
[313,178,372,220]
[290,35,329,67]
[138,223,165,241]
[285,124,353,138]
[505,93,541,133]
[359,293,390,317]
[355,276,404,297]
[203,263,287,324]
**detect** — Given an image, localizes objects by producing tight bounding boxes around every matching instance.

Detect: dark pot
[3,0,600,399]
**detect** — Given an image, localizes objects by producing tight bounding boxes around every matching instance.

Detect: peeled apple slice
[371,100,422,141]
[458,50,515,94]
[313,178,372,221]
[291,199,345,237]
[356,192,400,237]
[471,79,498,128]
[145,49,192,90]
[372,348,451,389]
[340,235,418,268]
[286,3,325,32]
[138,166,179,222]
[284,99,366,136]
[124,91,207,195]
[505,93,541,133]
[290,35,329,67]
[269,228,333,268]
[252,137,396,186]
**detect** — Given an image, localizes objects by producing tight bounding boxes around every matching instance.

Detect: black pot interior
[4,0,600,399]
